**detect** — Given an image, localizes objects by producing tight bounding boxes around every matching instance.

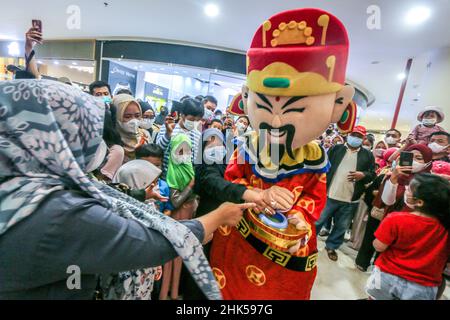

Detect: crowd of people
[0,22,449,301]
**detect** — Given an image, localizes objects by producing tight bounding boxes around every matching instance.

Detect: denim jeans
[366,267,438,300]
[315,197,359,250]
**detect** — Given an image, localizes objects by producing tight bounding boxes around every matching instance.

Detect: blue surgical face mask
[103,96,112,104]
[347,136,363,148]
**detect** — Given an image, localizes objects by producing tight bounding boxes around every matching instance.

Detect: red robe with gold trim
[210,147,327,300]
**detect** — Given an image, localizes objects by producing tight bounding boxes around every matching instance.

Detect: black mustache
[259,123,296,159]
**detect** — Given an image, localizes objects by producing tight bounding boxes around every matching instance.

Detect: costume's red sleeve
[224,149,251,187]
[289,173,327,223]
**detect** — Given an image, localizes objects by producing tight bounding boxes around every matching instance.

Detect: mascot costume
[210,8,357,300]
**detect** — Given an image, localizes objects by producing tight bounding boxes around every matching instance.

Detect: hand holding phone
[32,20,42,33]
[399,151,414,168]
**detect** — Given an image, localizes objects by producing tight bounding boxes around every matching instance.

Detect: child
[366,173,450,300]
[111,160,166,300]
[408,106,445,145]
[136,143,173,215]
[160,134,196,300]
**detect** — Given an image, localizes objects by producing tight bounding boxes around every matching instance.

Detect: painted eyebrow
[256,93,273,109]
[281,96,307,110]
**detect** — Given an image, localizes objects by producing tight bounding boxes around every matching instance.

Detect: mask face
[204,146,226,164]
[85,140,108,173]
[118,118,140,134]
[173,154,191,164]
[411,160,430,173]
[422,118,437,126]
[403,191,416,209]
[362,145,371,151]
[428,142,448,154]
[385,137,398,145]
[236,122,247,133]
[184,119,199,131]
[140,118,154,130]
[204,108,214,120]
[347,136,363,148]
[374,148,385,158]
[103,96,112,104]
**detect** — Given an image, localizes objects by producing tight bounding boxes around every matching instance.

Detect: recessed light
[160,68,165,71]
[397,73,406,80]
[417,93,421,97]
[53,60,60,65]
[405,6,431,25]
[204,3,219,17]
[37,60,43,64]
[72,62,78,66]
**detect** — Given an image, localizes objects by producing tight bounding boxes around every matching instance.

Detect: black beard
[259,122,296,160]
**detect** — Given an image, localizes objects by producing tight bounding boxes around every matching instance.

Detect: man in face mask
[156,98,204,177]
[201,95,218,121]
[89,80,113,105]
[384,129,401,148]
[429,131,450,163]
[316,125,376,261]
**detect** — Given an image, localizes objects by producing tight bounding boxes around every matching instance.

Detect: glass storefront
[105,58,245,113]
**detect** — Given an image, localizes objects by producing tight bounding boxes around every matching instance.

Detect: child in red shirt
[366,173,450,300]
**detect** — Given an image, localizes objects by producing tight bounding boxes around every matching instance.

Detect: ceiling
[1,0,450,133]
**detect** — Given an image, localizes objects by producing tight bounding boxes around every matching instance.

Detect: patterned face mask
[0,79,222,300]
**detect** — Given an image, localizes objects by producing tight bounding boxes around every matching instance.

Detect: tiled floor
[311,238,450,300]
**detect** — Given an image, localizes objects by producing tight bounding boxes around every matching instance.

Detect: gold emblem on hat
[218,225,232,237]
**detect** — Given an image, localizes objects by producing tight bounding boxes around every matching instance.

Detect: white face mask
[204,146,226,164]
[362,145,371,151]
[411,160,430,173]
[374,148,385,158]
[422,118,437,126]
[173,154,191,165]
[118,118,140,134]
[85,140,108,173]
[140,118,154,130]
[236,122,247,133]
[403,192,416,209]
[385,137,398,145]
[184,119,199,131]
[428,142,448,154]
[203,108,214,120]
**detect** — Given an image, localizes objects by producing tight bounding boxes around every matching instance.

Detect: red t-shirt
[375,212,450,287]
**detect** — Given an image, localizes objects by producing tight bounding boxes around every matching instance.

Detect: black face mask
[326,129,333,136]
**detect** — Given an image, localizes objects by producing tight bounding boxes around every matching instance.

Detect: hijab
[113,160,161,190]
[166,134,195,190]
[113,94,150,154]
[0,80,221,300]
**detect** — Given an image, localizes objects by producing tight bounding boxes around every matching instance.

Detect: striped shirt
[157,123,202,178]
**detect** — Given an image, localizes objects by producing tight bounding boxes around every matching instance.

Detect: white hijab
[113,160,161,190]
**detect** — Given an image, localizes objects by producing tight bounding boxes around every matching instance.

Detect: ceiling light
[53,60,60,65]
[405,6,431,25]
[37,60,43,64]
[397,73,406,80]
[204,3,219,17]
[72,62,78,66]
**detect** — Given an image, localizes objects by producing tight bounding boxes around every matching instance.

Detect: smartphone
[399,151,414,167]
[32,20,42,33]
